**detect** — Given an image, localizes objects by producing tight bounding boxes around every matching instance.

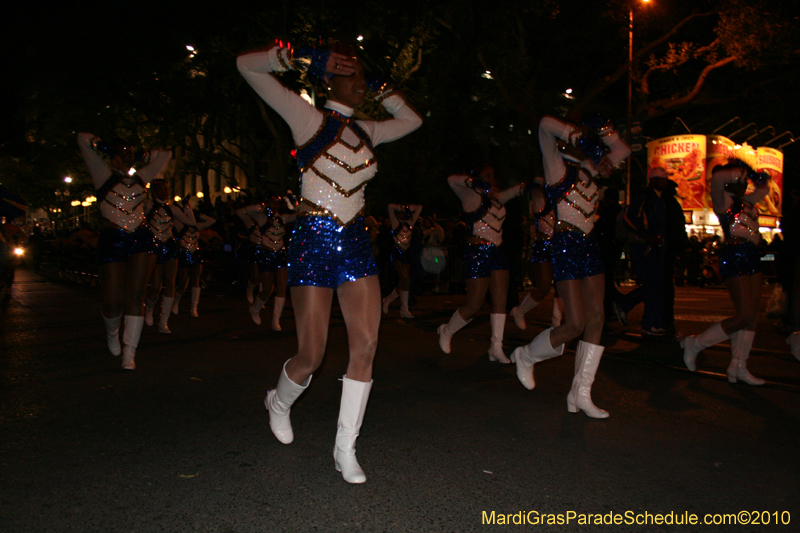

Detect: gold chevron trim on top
[561,196,596,220]
[308,167,372,198]
[298,198,365,227]
[320,152,375,173]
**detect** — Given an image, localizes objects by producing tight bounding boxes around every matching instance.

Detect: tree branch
[574,10,716,114]
[642,55,737,119]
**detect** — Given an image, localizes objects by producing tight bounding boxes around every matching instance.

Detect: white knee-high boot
[488,313,511,363]
[265,360,311,444]
[159,296,173,334]
[399,291,414,319]
[121,315,145,370]
[381,289,398,314]
[437,310,471,354]
[681,322,729,371]
[510,294,538,330]
[190,287,201,318]
[567,341,609,418]
[728,330,764,385]
[510,327,564,390]
[272,296,285,331]
[788,332,800,362]
[144,297,157,326]
[334,377,373,484]
[102,313,123,356]
[172,291,183,314]
[250,296,266,325]
[551,296,564,328]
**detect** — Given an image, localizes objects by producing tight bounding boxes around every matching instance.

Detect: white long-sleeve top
[173,206,215,253]
[388,203,422,251]
[144,199,194,243]
[237,203,297,251]
[448,175,524,246]
[237,47,422,226]
[538,116,630,234]
[77,133,171,232]
[710,166,768,244]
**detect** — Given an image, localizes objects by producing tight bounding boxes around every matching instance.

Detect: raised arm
[77,132,112,188]
[447,174,483,213]
[408,204,423,227]
[357,93,423,147]
[538,117,574,184]
[136,150,172,184]
[236,46,321,145]
[387,204,401,229]
[497,183,526,205]
[236,205,258,230]
[196,214,216,230]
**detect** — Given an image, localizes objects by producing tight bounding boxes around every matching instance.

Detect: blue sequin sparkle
[287,215,377,288]
[97,226,157,265]
[551,231,603,282]
[719,242,761,280]
[463,243,508,279]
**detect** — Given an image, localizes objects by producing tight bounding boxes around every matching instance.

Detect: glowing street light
[627,0,652,204]
[64,177,72,183]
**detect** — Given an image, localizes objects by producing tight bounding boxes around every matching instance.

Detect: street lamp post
[627,0,650,205]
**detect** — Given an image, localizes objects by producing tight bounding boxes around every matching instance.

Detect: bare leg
[581,273,605,345]
[99,262,126,318]
[723,273,761,335]
[162,259,178,298]
[550,279,587,347]
[337,275,381,381]
[285,285,334,384]
[274,267,288,298]
[258,271,276,302]
[146,264,164,303]
[488,269,509,315]
[124,252,156,317]
[458,277,490,320]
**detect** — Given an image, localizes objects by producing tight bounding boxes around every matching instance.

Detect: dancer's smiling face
[328,60,367,109]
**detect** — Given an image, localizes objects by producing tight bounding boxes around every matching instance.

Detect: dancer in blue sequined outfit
[510,116,630,418]
[237,193,297,330]
[382,203,423,318]
[438,165,526,364]
[510,176,563,331]
[143,179,194,334]
[681,148,769,385]
[77,133,172,370]
[238,40,421,483]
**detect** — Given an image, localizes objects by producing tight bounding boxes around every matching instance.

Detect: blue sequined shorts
[155,238,179,265]
[97,225,157,265]
[463,243,508,279]
[287,216,377,289]
[719,241,761,280]
[530,239,553,264]
[551,231,604,283]
[177,248,202,268]
[259,247,288,273]
[243,243,264,264]
[390,245,414,265]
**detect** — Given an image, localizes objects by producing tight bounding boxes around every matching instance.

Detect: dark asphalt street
[1,269,799,532]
